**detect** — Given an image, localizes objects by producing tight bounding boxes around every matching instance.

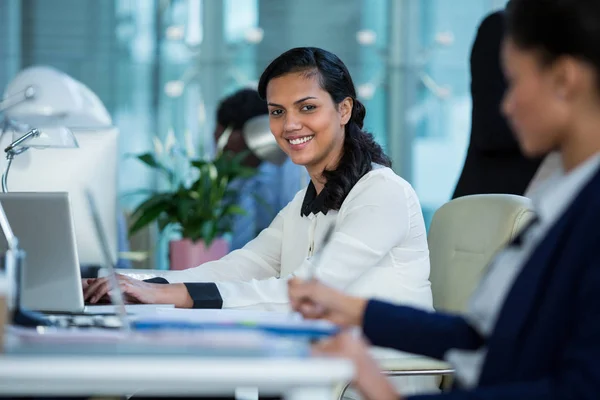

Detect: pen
[289,224,335,318]
[306,224,335,281]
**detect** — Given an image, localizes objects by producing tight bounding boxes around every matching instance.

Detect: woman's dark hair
[506,0,600,90]
[257,47,391,211]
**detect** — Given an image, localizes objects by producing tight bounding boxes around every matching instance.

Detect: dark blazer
[363,164,600,399]
[452,11,542,199]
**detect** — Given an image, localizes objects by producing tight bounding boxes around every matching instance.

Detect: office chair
[336,193,534,399]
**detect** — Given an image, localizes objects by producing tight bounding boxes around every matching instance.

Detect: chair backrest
[428,194,534,314]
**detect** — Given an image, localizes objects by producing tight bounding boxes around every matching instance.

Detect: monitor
[1,127,119,267]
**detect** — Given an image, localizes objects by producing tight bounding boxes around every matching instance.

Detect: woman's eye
[301,104,316,111]
[270,109,283,116]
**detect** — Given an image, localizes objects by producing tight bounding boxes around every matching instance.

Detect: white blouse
[166,165,433,312]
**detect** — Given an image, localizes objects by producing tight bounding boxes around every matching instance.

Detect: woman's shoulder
[340,165,418,207]
[335,165,423,224]
[357,164,415,192]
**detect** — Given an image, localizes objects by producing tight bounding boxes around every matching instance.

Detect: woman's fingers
[83,278,107,301]
[84,275,130,303]
[87,280,112,303]
[299,302,326,319]
[289,279,324,308]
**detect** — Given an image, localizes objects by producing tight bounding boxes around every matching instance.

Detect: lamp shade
[242,115,287,166]
[9,124,78,150]
[2,66,112,129]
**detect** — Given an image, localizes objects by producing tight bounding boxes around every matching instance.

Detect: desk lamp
[1,66,125,271]
[1,65,112,129]
[2,123,78,193]
[0,65,110,193]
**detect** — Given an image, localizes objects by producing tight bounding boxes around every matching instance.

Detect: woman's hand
[83,274,192,307]
[288,278,368,327]
[315,332,401,400]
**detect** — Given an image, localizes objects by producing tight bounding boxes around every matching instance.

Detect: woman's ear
[339,97,353,126]
[550,56,586,103]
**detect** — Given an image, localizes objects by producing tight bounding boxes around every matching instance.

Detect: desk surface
[0,329,354,399]
[0,355,353,397]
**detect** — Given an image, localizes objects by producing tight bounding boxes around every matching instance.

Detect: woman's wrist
[156,283,194,308]
[345,296,368,327]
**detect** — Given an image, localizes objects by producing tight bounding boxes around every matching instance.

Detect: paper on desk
[137,308,339,336]
[5,325,311,358]
[153,308,303,322]
[7,325,128,343]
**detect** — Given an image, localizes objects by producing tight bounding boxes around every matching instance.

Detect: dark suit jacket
[363,164,600,399]
[452,11,542,199]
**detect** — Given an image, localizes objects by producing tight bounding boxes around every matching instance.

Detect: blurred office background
[0,0,508,268]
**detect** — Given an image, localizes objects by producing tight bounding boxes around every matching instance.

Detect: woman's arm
[289,281,484,359]
[187,170,431,310]
[363,300,484,360]
[84,202,290,308]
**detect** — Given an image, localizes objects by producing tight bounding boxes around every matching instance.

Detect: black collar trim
[300,181,329,217]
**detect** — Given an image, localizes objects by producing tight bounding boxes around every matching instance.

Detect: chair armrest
[378,356,453,376]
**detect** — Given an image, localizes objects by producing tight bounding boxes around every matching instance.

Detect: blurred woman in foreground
[290,0,600,398]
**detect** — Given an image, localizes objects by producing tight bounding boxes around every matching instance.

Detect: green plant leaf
[129,145,260,244]
[130,193,171,218]
[137,153,163,168]
[222,204,246,217]
[190,159,210,169]
[136,153,176,183]
[129,197,171,236]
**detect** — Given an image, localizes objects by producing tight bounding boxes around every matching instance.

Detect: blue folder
[131,318,340,340]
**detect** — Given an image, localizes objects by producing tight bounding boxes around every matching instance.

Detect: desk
[0,331,354,399]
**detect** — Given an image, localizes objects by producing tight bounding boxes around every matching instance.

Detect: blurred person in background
[452,9,543,199]
[213,88,305,250]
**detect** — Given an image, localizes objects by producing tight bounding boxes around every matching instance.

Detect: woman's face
[266,71,352,175]
[501,38,572,157]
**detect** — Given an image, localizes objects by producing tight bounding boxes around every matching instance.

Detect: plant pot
[169,238,229,270]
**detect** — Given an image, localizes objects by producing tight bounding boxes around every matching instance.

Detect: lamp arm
[0,184,17,250]
[1,155,13,194]
[1,128,38,193]
[4,128,40,154]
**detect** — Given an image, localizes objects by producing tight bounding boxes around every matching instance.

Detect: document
[134,308,339,339]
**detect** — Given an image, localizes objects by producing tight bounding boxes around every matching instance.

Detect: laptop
[0,192,170,320]
[0,192,85,313]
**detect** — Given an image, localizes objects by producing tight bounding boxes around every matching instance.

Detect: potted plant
[128,131,257,270]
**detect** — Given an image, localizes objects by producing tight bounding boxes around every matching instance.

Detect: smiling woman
[259,47,392,206]
[83,50,436,394]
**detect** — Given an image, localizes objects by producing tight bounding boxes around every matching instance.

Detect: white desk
[0,331,354,399]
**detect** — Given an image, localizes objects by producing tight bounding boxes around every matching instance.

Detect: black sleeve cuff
[144,277,169,284]
[183,282,223,309]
